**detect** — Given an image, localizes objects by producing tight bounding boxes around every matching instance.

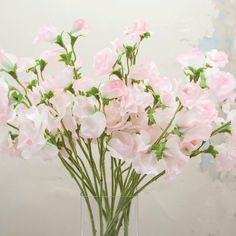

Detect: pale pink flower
[16,106,49,159]
[16,57,35,74]
[105,100,130,133]
[93,48,117,75]
[206,68,236,101]
[163,135,189,180]
[120,84,153,115]
[73,96,98,119]
[71,18,89,34]
[0,49,15,69]
[100,78,127,98]
[80,112,106,139]
[133,152,159,175]
[215,136,236,172]
[109,131,136,160]
[130,62,159,82]
[178,82,203,108]
[0,80,9,125]
[206,49,228,68]
[43,66,73,91]
[34,26,59,44]
[73,76,98,92]
[177,48,205,69]
[126,18,148,36]
[111,37,125,53]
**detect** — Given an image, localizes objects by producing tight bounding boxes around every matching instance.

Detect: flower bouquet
[1,18,236,235]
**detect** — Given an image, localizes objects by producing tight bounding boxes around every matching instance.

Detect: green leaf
[69,33,79,47]
[147,107,156,125]
[55,33,64,47]
[151,142,166,161]
[102,97,113,106]
[86,87,99,97]
[200,72,207,88]
[203,144,218,158]
[59,52,73,66]
[124,45,135,59]
[111,70,123,79]
[11,90,24,105]
[36,59,47,71]
[141,31,151,40]
[27,79,38,90]
[172,126,183,137]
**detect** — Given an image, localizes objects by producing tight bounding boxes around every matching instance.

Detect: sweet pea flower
[73,76,98,93]
[105,100,131,133]
[176,48,205,69]
[206,68,236,101]
[0,49,15,69]
[111,37,125,53]
[133,152,159,175]
[34,25,59,44]
[215,136,236,172]
[73,96,99,119]
[93,48,117,75]
[163,135,189,180]
[80,112,106,139]
[120,84,153,115]
[178,82,203,108]
[206,49,228,68]
[129,62,159,82]
[71,18,89,34]
[16,106,50,159]
[126,18,148,36]
[109,131,136,160]
[100,78,127,98]
[0,79,9,125]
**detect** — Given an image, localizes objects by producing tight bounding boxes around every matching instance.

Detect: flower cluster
[1,18,236,181]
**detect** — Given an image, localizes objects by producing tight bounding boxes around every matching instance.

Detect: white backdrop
[1,0,236,235]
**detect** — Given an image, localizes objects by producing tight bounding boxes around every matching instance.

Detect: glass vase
[80,194,139,236]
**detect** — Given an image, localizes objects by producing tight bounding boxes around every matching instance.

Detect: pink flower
[93,48,117,75]
[0,80,9,125]
[133,152,159,175]
[176,48,205,69]
[73,96,98,119]
[130,62,159,82]
[16,106,50,159]
[178,82,203,108]
[0,49,15,69]
[100,79,127,98]
[73,76,98,93]
[215,137,236,172]
[206,49,228,68]
[109,131,136,160]
[80,112,106,139]
[163,135,189,180]
[71,18,89,34]
[111,37,125,53]
[34,26,59,44]
[126,18,148,36]
[105,100,130,133]
[16,57,35,74]
[206,68,236,101]
[120,85,153,115]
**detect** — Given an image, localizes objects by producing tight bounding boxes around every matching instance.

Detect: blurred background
[0,0,236,235]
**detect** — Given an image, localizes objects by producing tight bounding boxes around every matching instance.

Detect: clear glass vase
[80,194,139,236]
